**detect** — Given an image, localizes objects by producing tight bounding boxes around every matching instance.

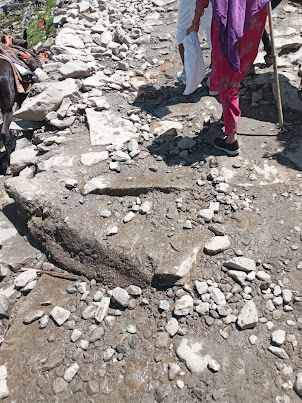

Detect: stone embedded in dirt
[268,346,289,360]
[204,236,230,255]
[71,329,82,343]
[166,317,179,337]
[155,332,170,349]
[168,363,181,381]
[89,327,105,343]
[111,287,130,308]
[271,329,286,346]
[14,270,37,289]
[209,287,226,306]
[237,301,258,330]
[158,300,170,312]
[227,270,247,286]
[176,338,212,373]
[64,363,79,383]
[174,295,193,316]
[256,271,271,282]
[94,296,110,323]
[198,209,214,222]
[87,379,100,395]
[224,257,256,273]
[103,348,115,362]
[106,226,118,236]
[50,306,71,326]
[82,305,97,320]
[39,315,49,329]
[93,291,103,302]
[123,212,136,223]
[208,224,225,236]
[282,289,293,304]
[294,372,302,398]
[0,295,10,319]
[86,109,137,146]
[140,201,152,215]
[78,340,89,350]
[65,179,78,190]
[126,285,142,297]
[0,366,9,400]
[150,120,183,137]
[23,310,44,325]
[195,281,208,296]
[52,377,68,394]
[249,335,258,345]
[208,359,220,372]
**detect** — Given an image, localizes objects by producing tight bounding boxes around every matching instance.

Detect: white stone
[282,289,292,304]
[106,226,118,236]
[176,338,212,373]
[176,380,185,389]
[204,236,230,255]
[126,285,142,297]
[195,302,210,316]
[50,306,71,326]
[174,295,194,316]
[60,60,92,78]
[127,325,137,334]
[150,120,183,137]
[94,296,110,323]
[14,86,64,121]
[209,287,226,306]
[123,212,136,223]
[56,29,85,49]
[294,372,302,397]
[80,151,109,166]
[0,379,9,400]
[268,346,289,360]
[63,363,79,382]
[271,329,286,346]
[256,271,271,281]
[103,348,115,362]
[237,301,258,330]
[10,147,38,174]
[208,359,220,372]
[140,201,152,214]
[224,257,256,272]
[91,98,110,111]
[0,366,7,381]
[249,335,258,345]
[111,287,130,307]
[168,363,181,380]
[78,340,89,350]
[86,109,137,146]
[195,281,208,295]
[198,209,214,222]
[14,269,37,289]
[166,317,179,337]
[93,291,103,302]
[71,329,82,342]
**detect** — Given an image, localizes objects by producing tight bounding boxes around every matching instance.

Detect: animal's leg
[1,108,13,163]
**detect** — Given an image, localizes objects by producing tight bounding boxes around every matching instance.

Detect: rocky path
[0,0,302,401]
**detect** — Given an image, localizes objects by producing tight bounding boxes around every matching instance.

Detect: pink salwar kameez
[196,0,268,136]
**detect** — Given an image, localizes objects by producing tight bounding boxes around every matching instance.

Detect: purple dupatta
[211,0,270,72]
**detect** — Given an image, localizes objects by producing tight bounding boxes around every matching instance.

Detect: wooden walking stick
[267,1,284,129]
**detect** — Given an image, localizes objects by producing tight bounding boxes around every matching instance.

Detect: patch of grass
[27,0,56,48]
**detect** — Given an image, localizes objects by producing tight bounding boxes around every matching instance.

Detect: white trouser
[176,0,212,48]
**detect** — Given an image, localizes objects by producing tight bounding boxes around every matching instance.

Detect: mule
[0,59,27,171]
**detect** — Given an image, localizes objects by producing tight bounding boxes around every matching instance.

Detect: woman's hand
[186,7,204,36]
[186,23,200,36]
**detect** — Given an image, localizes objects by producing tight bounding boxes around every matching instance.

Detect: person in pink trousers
[188,0,270,156]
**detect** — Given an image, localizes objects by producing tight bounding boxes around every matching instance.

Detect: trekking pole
[267,1,284,129]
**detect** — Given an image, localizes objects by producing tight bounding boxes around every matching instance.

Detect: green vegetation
[27,0,56,48]
[0,0,56,48]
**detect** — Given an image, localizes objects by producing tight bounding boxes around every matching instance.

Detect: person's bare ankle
[225,133,237,144]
